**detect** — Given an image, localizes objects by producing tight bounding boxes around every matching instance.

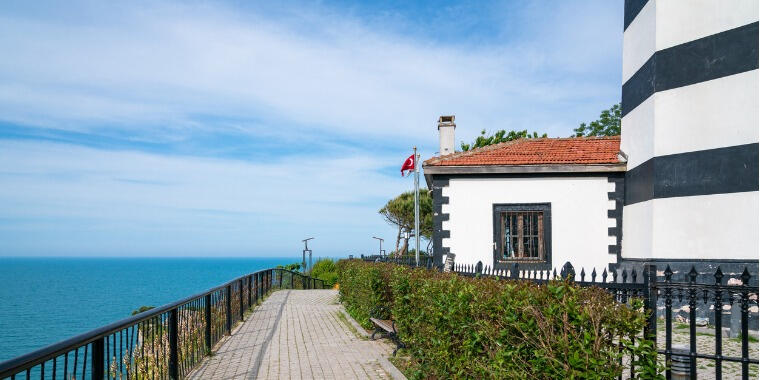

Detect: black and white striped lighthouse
[619,1,759,271]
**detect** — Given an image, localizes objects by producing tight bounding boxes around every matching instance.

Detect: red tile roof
[424,136,623,167]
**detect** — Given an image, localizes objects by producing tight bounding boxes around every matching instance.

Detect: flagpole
[414,146,420,267]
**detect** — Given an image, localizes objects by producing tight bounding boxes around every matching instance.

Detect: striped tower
[620,1,759,273]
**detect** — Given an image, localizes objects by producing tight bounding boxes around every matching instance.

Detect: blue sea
[0,257,305,363]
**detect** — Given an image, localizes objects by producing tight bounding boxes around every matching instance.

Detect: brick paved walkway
[187,290,395,380]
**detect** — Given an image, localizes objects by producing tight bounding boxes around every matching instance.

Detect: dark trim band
[625,143,759,205]
[431,176,450,266]
[607,173,624,269]
[622,22,759,117]
[624,0,649,31]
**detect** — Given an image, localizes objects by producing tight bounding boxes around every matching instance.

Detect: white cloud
[0,0,622,143]
[0,140,408,255]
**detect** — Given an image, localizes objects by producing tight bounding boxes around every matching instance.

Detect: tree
[460,129,547,151]
[573,103,621,137]
[379,189,433,256]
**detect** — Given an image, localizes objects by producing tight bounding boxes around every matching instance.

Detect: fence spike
[664,265,673,282]
[741,267,751,285]
[622,268,628,283]
[612,269,618,283]
[688,266,698,283]
[602,268,608,283]
[551,268,556,279]
[580,267,586,282]
[591,268,597,283]
[714,266,723,284]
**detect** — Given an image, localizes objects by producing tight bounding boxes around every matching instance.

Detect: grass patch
[336,311,367,340]
[675,323,689,330]
[389,354,416,379]
[731,335,759,343]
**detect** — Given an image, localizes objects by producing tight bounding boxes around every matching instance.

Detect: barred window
[493,203,551,268]
[501,211,544,260]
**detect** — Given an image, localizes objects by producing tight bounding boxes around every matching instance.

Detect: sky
[0,0,624,257]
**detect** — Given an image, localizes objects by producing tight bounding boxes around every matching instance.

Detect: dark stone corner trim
[431,176,450,266]
[607,173,624,271]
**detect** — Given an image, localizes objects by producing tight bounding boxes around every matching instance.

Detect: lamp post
[302,237,314,272]
[372,236,385,257]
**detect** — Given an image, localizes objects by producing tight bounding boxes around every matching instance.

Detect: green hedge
[310,258,339,287]
[337,260,661,379]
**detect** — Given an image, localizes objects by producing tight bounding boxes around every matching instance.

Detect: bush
[310,258,339,287]
[277,262,301,272]
[337,260,660,379]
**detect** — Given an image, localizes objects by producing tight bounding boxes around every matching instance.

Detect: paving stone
[187,290,392,379]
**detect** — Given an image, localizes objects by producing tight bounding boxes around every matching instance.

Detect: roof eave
[422,163,627,175]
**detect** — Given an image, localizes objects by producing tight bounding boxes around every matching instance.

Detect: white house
[423,117,626,274]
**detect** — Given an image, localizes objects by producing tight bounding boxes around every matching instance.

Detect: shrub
[277,262,301,272]
[310,258,339,287]
[337,260,661,379]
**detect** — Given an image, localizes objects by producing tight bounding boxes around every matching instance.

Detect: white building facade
[424,117,626,273]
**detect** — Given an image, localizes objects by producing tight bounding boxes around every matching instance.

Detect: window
[493,203,551,269]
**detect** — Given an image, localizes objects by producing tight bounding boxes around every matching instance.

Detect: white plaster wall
[622,0,656,83]
[441,176,616,275]
[655,0,758,51]
[621,95,655,170]
[654,70,759,157]
[621,200,653,260]
[622,192,759,260]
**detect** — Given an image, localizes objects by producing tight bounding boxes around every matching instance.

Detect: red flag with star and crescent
[400,154,415,176]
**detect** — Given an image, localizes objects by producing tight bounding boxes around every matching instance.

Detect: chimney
[437,115,456,156]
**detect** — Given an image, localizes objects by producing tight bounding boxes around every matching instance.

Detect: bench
[369,306,404,355]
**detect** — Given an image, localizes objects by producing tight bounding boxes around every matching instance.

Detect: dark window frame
[492,203,552,270]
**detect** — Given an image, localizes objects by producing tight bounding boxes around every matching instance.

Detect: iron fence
[367,256,759,379]
[360,254,435,269]
[0,268,326,380]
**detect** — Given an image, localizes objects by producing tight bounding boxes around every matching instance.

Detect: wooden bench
[369,307,404,355]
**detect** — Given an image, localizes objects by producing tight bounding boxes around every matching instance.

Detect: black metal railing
[360,254,435,269]
[0,268,326,380]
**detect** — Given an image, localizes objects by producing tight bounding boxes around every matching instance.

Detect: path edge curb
[338,308,407,380]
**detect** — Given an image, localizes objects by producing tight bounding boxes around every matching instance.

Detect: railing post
[91,336,104,380]
[713,267,723,379]
[169,308,179,380]
[741,268,751,380]
[688,267,698,379]
[291,271,294,289]
[226,284,232,335]
[239,279,244,321]
[255,272,260,302]
[664,265,673,380]
[204,294,212,353]
[643,264,657,342]
[248,275,253,307]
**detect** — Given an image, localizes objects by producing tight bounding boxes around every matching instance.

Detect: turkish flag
[400,154,415,176]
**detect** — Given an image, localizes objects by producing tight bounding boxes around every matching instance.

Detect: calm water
[0,257,303,362]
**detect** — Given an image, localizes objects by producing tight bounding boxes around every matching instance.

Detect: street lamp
[372,236,385,257]
[302,237,314,272]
